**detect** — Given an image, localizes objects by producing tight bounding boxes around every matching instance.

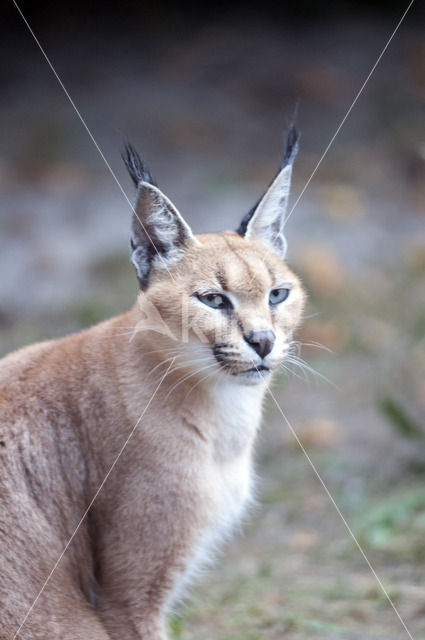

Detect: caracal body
[0,132,304,639]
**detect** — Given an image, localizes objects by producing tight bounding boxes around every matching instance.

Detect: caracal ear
[237,124,299,259]
[123,144,196,289]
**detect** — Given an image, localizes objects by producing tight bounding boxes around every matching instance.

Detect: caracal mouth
[240,364,270,374]
[230,364,272,383]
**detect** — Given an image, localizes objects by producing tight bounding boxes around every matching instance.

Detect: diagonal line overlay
[9,1,417,639]
[12,0,175,280]
[244,0,415,294]
[285,0,415,225]
[12,359,176,639]
[260,370,415,640]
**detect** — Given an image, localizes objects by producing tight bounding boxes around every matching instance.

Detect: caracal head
[123,128,305,385]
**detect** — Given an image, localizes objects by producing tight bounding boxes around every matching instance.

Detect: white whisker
[143,347,186,357]
[280,361,307,382]
[149,355,213,380]
[183,366,221,401]
[165,363,218,400]
[99,331,139,339]
[285,355,338,389]
[147,355,184,378]
[291,339,334,354]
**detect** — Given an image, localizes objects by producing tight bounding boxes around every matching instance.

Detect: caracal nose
[243,329,276,359]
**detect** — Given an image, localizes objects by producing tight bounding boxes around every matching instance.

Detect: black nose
[243,329,275,359]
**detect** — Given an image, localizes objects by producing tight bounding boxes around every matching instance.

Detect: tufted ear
[123,144,195,289]
[237,125,299,259]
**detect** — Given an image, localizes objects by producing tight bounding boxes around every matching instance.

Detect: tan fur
[0,188,304,638]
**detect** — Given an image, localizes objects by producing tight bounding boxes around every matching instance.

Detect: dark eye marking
[196,293,233,310]
[215,270,227,291]
[269,288,290,305]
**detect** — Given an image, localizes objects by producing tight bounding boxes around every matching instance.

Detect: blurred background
[1,1,425,638]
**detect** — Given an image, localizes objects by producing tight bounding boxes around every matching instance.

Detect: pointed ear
[123,144,195,289]
[237,125,299,259]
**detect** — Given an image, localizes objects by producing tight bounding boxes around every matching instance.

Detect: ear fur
[237,124,299,259]
[123,144,195,289]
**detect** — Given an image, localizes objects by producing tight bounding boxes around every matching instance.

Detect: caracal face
[123,126,304,387]
[143,231,305,385]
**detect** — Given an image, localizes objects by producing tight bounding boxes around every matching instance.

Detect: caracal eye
[269,288,290,305]
[197,293,232,310]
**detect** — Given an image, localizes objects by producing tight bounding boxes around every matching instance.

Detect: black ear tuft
[281,123,300,169]
[122,143,157,188]
[236,202,259,238]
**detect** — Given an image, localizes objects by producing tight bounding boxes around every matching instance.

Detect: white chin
[232,368,272,385]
